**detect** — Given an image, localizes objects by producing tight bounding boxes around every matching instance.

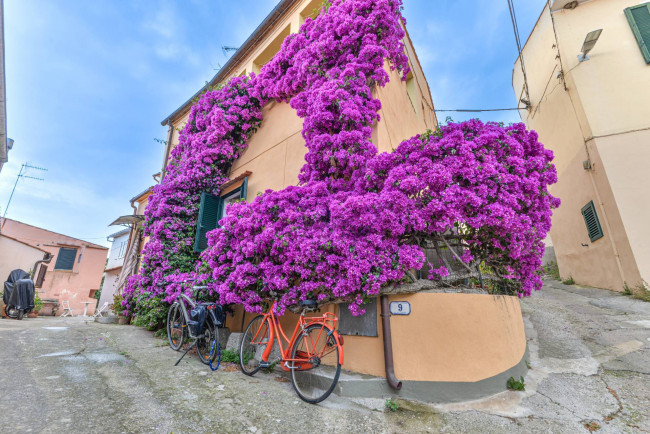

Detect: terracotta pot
[118,316,129,325]
[28,311,38,318]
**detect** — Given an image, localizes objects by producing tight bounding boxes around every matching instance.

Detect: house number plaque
[389,301,411,315]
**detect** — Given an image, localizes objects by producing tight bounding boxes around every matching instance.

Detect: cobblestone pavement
[0,281,648,433]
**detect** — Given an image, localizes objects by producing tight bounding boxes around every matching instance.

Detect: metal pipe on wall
[380,295,402,390]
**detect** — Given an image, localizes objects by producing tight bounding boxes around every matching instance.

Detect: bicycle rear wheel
[290,324,341,404]
[167,303,186,351]
[197,319,219,365]
[239,315,271,376]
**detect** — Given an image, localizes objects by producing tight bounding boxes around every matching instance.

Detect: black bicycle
[166,283,225,366]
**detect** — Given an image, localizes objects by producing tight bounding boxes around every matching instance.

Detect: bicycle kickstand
[174,341,196,366]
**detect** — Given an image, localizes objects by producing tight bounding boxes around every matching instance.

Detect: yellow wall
[226,293,526,383]
[513,0,649,289]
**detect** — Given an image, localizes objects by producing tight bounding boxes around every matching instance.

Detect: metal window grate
[581,201,604,242]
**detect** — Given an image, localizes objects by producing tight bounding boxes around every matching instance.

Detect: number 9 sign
[389,301,411,315]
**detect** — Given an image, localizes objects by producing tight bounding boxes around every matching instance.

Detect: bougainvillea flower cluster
[123,0,559,319]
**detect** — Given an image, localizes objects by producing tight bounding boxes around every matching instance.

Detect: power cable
[435,108,521,113]
[507,0,531,109]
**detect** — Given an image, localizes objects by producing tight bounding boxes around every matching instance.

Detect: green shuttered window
[54,247,77,270]
[581,201,604,243]
[625,3,650,64]
[194,177,249,252]
[194,192,221,252]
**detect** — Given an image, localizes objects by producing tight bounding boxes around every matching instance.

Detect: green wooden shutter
[54,248,77,270]
[194,192,220,252]
[239,176,248,201]
[581,201,604,242]
[625,3,650,64]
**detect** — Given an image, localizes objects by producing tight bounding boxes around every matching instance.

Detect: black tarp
[3,269,35,312]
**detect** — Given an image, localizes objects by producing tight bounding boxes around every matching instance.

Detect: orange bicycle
[239,299,344,403]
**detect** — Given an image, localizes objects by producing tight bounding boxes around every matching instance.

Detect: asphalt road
[0,281,648,433]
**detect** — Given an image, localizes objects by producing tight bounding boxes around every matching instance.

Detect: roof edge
[161,0,299,126]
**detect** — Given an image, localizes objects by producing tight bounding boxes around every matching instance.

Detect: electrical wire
[507,0,531,108]
[434,108,522,112]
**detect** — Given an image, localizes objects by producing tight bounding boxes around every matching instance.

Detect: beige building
[145,0,530,402]
[513,0,650,291]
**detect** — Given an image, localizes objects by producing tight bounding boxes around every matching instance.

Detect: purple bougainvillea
[123,0,559,319]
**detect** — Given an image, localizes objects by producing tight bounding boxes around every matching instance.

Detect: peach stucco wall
[1,219,108,315]
[513,1,648,290]
[225,293,526,383]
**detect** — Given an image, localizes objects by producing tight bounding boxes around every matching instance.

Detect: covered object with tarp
[3,269,35,314]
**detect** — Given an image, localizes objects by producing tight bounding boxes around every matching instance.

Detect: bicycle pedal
[259,361,271,368]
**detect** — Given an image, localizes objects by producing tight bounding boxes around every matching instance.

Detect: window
[194,177,248,252]
[54,247,77,270]
[117,241,127,259]
[625,3,650,64]
[581,201,604,242]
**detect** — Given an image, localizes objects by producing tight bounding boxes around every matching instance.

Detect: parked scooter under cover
[3,269,35,320]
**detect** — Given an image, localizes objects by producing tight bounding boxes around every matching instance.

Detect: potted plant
[113,293,129,325]
[28,294,43,318]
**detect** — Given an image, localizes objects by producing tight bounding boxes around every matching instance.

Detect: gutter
[380,295,402,390]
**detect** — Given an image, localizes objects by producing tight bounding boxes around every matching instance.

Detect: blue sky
[1,0,547,247]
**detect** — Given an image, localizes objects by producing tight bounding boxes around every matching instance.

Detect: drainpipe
[31,253,53,279]
[380,295,402,390]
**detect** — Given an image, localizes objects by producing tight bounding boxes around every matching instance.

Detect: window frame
[54,247,78,271]
[193,177,248,253]
[625,3,650,64]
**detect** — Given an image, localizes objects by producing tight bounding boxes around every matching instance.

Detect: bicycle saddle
[299,299,318,310]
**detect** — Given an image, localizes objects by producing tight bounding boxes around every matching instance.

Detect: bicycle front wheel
[167,303,186,351]
[290,324,341,404]
[197,319,219,365]
[239,315,271,376]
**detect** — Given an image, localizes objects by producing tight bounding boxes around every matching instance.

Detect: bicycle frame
[254,301,344,371]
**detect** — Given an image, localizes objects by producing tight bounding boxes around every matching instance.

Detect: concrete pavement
[0,281,648,433]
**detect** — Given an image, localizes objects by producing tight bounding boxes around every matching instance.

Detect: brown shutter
[35,265,47,288]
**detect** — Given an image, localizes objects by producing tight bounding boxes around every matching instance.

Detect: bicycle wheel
[239,315,271,376]
[167,303,186,351]
[196,318,219,365]
[290,324,341,404]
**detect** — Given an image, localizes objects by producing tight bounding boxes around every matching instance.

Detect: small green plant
[153,328,168,339]
[525,360,532,369]
[112,293,125,316]
[507,376,525,391]
[219,349,254,365]
[584,421,601,432]
[34,293,43,312]
[384,398,399,412]
[562,276,575,285]
[543,261,561,281]
[622,281,650,302]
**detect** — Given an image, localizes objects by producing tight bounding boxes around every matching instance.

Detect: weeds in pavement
[584,421,601,431]
[562,276,575,285]
[153,329,168,339]
[385,398,399,412]
[623,281,650,302]
[219,349,254,365]
[543,261,560,280]
[507,376,526,391]
[525,360,532,369]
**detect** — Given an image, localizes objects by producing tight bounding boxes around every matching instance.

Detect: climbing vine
[123,0,559,321]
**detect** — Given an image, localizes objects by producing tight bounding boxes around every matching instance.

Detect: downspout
[380,295,402,390]
[160,124,174,181]
[31,253,53,279]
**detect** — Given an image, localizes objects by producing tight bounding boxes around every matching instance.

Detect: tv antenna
[1,163,48,230]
